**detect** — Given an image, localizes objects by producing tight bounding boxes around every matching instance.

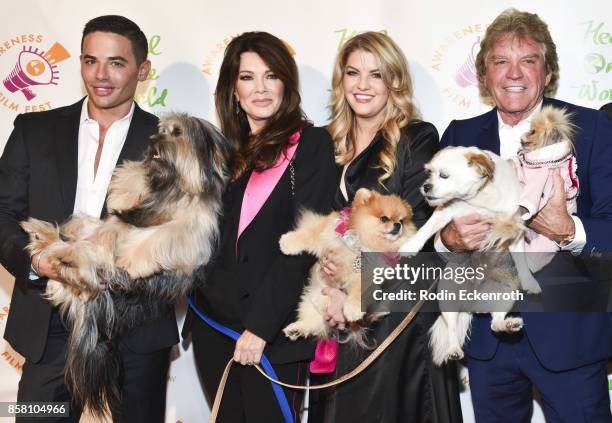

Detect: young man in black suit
[0,15,177,422]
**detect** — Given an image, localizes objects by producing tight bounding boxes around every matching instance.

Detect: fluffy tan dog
[280,188,416,342]
[20,113,229,417]
[520,105,575,152]
[517,106,578,271]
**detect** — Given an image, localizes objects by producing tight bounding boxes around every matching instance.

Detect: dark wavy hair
[215,31,310,179]
[82,15,148,65]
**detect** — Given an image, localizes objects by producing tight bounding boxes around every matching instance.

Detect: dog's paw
[522,279,542,294]
[491,316,523,333]
[20,218,59,249]
[517,272,542,294]
[279,233,302,255]
[343,303,365,322]
[398,239,422,255]
[116,255,160,280]
[447,346,464,361]
[283,322,305,340]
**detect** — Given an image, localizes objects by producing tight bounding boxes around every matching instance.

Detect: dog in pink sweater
[516,106,577,271]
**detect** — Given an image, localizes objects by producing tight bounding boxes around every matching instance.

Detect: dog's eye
[380,216,390,223]
[399,219,404,224]
[171,127,182,136]
[439,172,449,179]
[528,129,536,135]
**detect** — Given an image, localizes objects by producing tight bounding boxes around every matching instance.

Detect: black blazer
[188,126,337,364]
[601,102,612,118]
[0,99,178,362]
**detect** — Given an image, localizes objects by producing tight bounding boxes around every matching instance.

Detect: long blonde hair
[329,31,419,183]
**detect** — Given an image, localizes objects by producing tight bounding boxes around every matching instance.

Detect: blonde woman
[310,32,462,423]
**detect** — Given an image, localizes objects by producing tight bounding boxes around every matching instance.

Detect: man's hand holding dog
[440,213,492,251]
[31,252,109,290]
[527,171,575,245]
[234,330,266,366]
[31,252,67,283]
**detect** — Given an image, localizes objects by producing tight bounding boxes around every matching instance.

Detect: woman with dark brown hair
[184,31,336,422]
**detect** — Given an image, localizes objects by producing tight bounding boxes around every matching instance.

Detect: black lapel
[55,98,84,216]
[476,109,500,155]
[117,103,157,164]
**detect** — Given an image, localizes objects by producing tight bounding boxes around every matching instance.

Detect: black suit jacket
[188,126,337,364]
[0,98,178,362]
[601,102,612,118]
[441,97,612,370]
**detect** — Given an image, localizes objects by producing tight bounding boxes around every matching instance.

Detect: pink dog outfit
[516,139,578,270]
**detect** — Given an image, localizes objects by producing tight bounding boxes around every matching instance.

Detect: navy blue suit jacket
[440,97,612,371]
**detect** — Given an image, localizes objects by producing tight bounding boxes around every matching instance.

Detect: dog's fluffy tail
[483,213,525,251]
[429,312,472,366]
[337,313,383,350]
[65,292,121,419]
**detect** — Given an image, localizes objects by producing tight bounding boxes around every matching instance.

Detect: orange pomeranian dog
[279,188,416,344]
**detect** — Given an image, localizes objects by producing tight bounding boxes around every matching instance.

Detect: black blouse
[333,120,440,229]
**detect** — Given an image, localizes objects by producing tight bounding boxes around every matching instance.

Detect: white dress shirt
[74,98,135,217]
[30,99,135,280]
[435,102,586,254]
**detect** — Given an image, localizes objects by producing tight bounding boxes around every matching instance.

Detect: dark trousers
[467,331,612,423]
[16,311,171,423]
[191,314,308,423]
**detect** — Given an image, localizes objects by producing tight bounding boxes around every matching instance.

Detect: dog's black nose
[423,183,432,193]
[389,222,402,235]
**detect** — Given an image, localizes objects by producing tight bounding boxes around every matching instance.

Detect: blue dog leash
[187,295,294,423]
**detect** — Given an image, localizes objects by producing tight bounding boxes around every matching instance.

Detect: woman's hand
[321,286,347,330]
[319,249,343,281]
[234,330,266,365]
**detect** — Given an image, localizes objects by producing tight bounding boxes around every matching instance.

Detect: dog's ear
[548,126,563,144]
[465,152,495,180]
[353,188,373,206]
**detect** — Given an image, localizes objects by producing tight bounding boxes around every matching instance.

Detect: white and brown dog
[398,146,541,365]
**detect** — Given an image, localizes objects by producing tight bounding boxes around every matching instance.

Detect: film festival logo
[201,34,294,78]
[574,20,612,103]
[334,28,388,50]
[0,35,70,114]
[135,34,169,114]
[201,34,240,78]
[1,304,24,371]
[430,24,485,110]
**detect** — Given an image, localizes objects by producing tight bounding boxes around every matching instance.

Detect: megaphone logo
[3,42,70,101]
[454,36,480,88]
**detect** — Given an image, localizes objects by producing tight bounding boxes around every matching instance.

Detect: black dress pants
[191,313,308,423]
[16,310,171,423]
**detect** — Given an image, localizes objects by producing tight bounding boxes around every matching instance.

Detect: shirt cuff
[558,215,586,255]
[434,233,451,253]
[29,264,40,280]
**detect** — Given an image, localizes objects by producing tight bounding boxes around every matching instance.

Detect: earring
[233,96,241,115]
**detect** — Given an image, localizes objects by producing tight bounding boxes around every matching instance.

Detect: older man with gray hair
[437,9,612,423]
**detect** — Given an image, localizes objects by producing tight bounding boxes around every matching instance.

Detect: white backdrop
[0,1,611,422]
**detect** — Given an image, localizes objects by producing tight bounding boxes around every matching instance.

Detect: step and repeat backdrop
[0,0,611,421]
